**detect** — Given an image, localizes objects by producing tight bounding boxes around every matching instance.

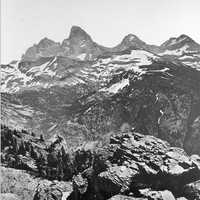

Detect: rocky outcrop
[70,131,200,200]
[21,38,63,61]
[33,183,63,200]
[76,60,200,155]
[139,189,176,200]
[183,180,200,200]
[107,195,147,200]
[20,26,200,63]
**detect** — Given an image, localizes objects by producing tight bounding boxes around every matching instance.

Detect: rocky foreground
[1,166,72,200]
[1,126,200,200]
[70,132,200,200]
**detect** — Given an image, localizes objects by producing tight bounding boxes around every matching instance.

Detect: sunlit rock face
[69,131,200,200]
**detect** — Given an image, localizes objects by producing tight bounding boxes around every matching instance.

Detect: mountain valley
[1,26,200,200]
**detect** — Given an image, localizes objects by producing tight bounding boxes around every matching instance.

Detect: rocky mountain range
[1,26,200,199]
[15,26,200,65]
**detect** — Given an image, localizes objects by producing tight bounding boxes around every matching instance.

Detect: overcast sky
[1,0,200,63]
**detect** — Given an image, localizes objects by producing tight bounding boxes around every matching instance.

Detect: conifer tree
[19,141,26,155]
[40,134,44,142]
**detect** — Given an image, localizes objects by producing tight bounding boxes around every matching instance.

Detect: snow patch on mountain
[159,44,191,56]
[183,61,200,70]
[166,36,189,47]
[179,55,194,60]
[100,50,158,65]
[1,57,62,92]
[27,59,57,77]
[91,50,159,83]
[100,78,129,94]
[1,63,32,92]
[77,53,87,60]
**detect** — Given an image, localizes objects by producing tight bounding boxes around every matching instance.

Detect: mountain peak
[69,26,91,41]
[116,33,146,50]
[122,34,142,43]
[177,34,194,43]
[161,34,195,48]
[178,34,191,40]
[70,25,86,32]
[37,37,57,49]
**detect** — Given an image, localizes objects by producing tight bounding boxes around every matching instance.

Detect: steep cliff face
[75,60,200,155]
[21,38,64,62]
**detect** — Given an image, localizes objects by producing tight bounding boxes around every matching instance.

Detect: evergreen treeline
[1,125,94,181]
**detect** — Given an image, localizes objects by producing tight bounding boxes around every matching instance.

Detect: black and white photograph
[1,0,200,199]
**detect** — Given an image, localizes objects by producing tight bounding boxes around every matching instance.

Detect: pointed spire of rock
[68,26,92,41]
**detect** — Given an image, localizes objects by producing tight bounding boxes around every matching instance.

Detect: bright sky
[1,0,200,63]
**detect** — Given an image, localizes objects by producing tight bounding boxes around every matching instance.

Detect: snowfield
[1,49,160,93]
[100,78,129,94]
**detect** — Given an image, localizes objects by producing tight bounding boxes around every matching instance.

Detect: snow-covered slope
[1,49,161,93]
[160,34,200,53]
[1,27,200,156]
[158,34,200,70]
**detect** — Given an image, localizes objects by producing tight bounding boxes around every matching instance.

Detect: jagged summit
[161,34,198,48]
[17,26,200,64]
[123,34,140,41]
[178,34,196,42]
[159,34,200,58]
[112,33,160,53]
[121,34,145,46]
[37,37,57,49]
[68,26,92,41]
[21,36,62,61]
[60,25,108,60]
[62,25,93,50]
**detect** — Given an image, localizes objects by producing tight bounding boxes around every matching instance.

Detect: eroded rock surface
[71,132,200,200]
